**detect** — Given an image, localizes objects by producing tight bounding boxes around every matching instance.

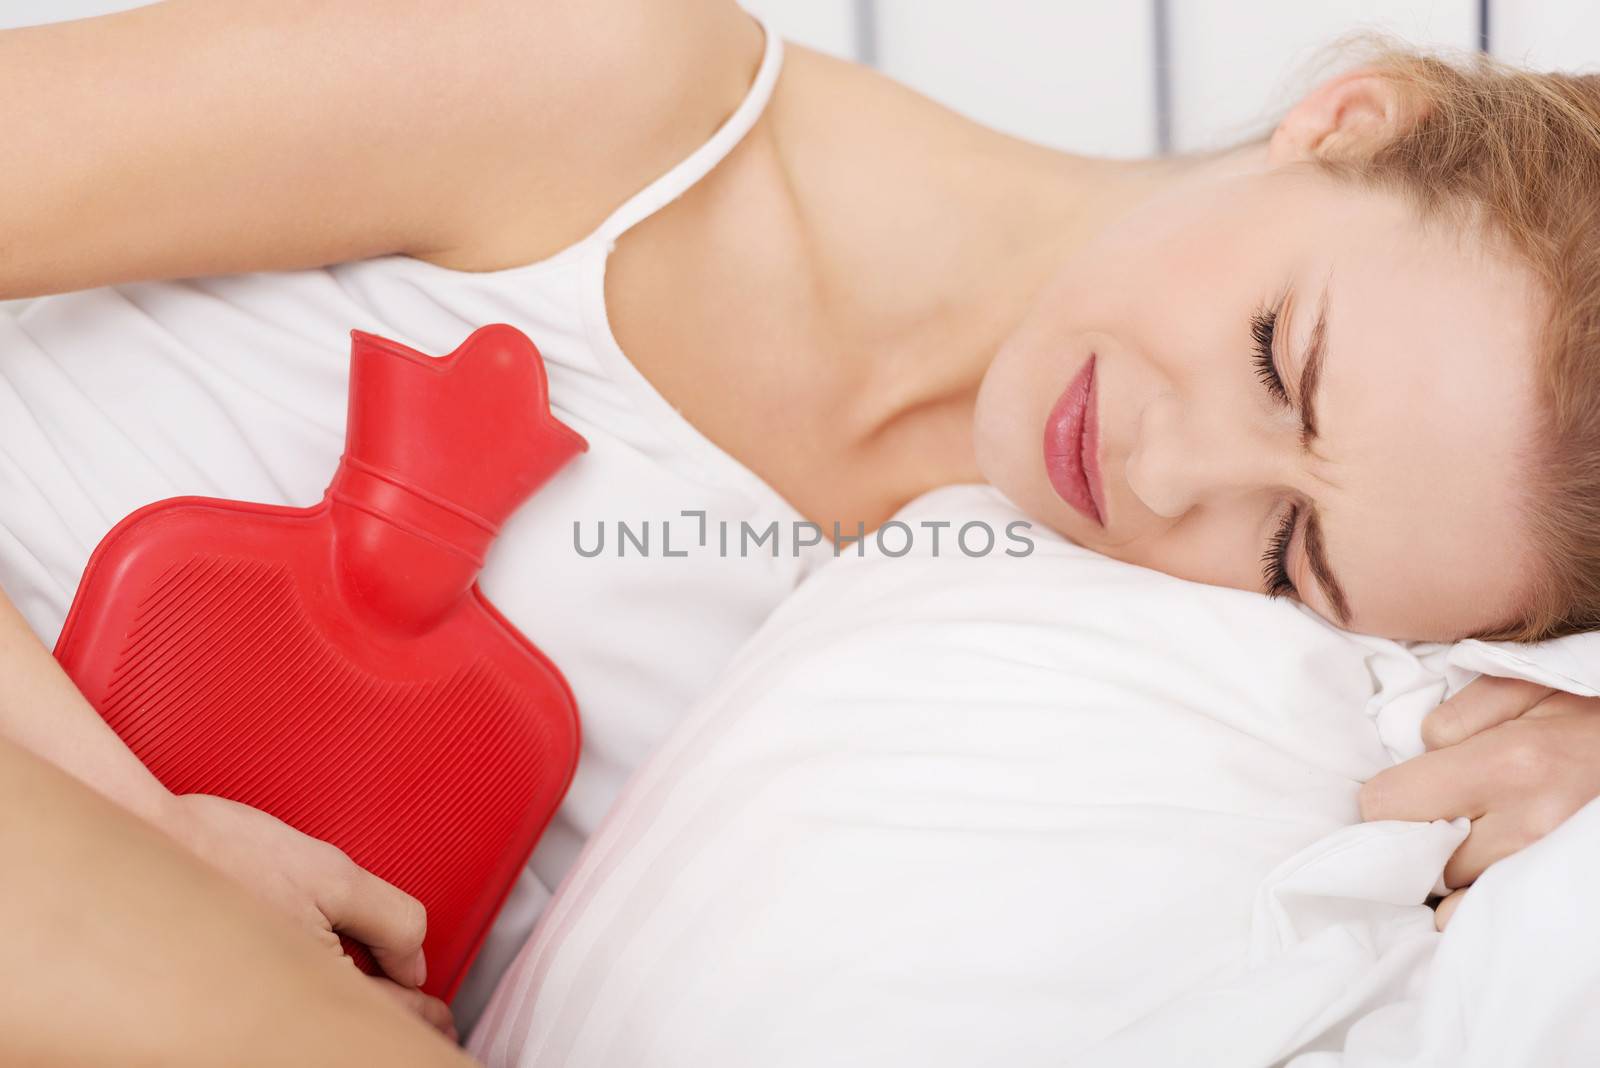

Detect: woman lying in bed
[3,0,1600,1058]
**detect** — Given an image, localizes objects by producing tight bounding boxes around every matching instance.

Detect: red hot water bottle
[53,324,587,999]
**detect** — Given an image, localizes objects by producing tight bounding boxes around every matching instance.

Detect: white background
[744,0,1600,154]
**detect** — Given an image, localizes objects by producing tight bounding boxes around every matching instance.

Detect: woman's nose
[1123,390,1285,517]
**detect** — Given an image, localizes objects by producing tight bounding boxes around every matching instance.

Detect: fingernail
[415,952,428,988]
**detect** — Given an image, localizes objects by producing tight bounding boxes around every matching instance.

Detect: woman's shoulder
[417,0,771,271]
[0,0,768,297]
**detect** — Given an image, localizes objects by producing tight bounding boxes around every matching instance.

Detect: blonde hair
[1323,45,1600,641]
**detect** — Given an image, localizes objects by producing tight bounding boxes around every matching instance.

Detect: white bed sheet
[470,484,1599,1066]
[1086,794,1600,1066]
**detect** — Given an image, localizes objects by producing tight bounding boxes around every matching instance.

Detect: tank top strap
[593,9,783,246]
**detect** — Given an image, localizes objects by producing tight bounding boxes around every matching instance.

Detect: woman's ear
[1268,68,1412,165]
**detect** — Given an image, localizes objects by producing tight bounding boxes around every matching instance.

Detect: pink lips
[1042,355,1107,525]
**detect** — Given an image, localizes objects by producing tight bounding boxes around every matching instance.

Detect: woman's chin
[976,461,1091,549]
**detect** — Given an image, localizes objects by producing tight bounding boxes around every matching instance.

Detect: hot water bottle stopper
[53,324,587,999]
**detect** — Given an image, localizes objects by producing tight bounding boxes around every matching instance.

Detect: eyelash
[1252,303,1298,599]
[1262,505,1299,599]
[1250,307,1290,406]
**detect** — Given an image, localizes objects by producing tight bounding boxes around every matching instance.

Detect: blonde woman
[3,2,1600,1057]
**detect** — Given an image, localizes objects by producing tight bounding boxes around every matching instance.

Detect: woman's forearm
[0,0,757,298]
[0,585,183,833]
[0,733,472,1067]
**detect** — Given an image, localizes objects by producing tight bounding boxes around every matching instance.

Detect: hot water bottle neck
[53,324,587,999]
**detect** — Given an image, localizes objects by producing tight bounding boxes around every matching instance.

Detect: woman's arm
[0,732,472,1067]
[0,583,444,1000]
[0,0,759,297]
[0,576,179,828]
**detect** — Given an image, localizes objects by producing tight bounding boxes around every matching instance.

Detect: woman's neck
[762,42,1248,519]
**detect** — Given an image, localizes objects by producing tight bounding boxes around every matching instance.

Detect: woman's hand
[0,735,473,1067]
[1359,676,1600,928]
[171,793,455,1039]
[0,591,457,1036]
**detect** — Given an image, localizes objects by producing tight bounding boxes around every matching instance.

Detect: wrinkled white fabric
[1090,796,1600,1067]
[471,484,1597,1067]
[1451,636,1600,699]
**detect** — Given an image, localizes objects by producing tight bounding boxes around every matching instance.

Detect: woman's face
[974,154,1545,642]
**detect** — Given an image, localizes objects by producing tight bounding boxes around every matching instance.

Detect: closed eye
[1261,504,1298,599]
[1250,306,1290,406]
[1253,300,1298,600]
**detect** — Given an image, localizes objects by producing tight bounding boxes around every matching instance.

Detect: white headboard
[742,0,1600,156]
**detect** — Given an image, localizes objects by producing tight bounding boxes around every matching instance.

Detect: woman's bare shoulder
[415,0,767,270]
[0,0,761,296]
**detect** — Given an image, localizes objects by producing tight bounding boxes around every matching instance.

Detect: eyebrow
[1296,287,1329,448]
[1302,509,1352,626]
[1288,280,1354,627]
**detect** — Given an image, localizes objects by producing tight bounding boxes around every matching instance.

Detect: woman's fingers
[1442,813,1518,889]
[1359,738,1492,823]
[1421,676,1556,750]
[1368,690,1600,928]
[172,795,432,990]
[371,977,459,1043]
[320,847,429,989]
[1433,888,1467,930]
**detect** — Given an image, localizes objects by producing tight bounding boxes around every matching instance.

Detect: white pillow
[470,484,1445,1067]
[1452,633,1600,698]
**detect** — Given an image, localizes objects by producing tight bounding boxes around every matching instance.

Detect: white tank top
[0,10,815,1024]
